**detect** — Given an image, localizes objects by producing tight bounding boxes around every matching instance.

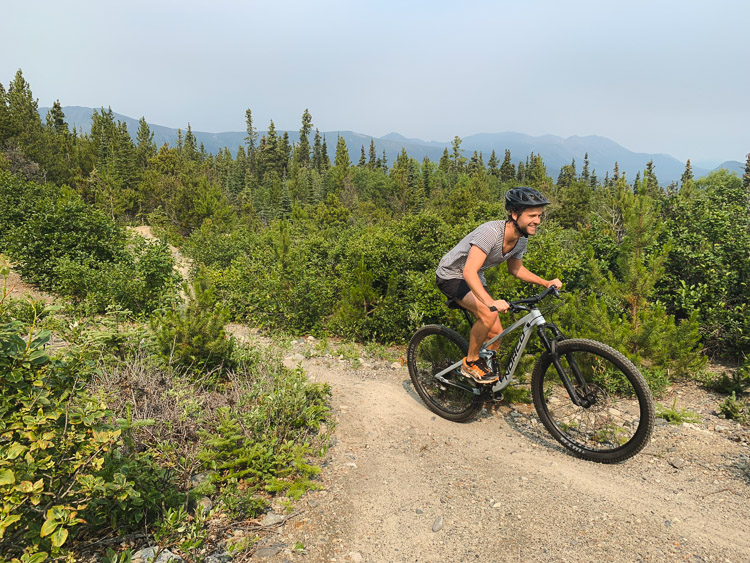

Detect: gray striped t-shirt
[436,220,527,284]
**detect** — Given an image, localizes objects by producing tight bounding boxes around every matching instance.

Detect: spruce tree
[358,145,366,167]
[439,148,450,175]
[743,154,750,189]
[244,108,257,152]
[46,100,68,134]
[487,150,499,177]
[183,123,199,161]
[0,83,9,143]
[582,152,590,183]
[6,69,44,161]
[681,159,694,188]
[368,138,377,168]
[260,120,280,176]
[643,160,660,197]
[422,156,432,199]
[280,131,291,176]
[42,100,73,184]
[499,149,515,183]
[135,117,156,169]
[468,151,482,175]
[312,129,322,172]
[321,135,331,170]
[295,108,312,166]
[334,135,350,169]
[450,136,466,172]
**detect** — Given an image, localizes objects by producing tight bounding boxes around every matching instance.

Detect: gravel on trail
[227,331,750,563]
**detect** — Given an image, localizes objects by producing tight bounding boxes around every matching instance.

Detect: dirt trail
[240,339,750,563]
[129,225,192,280]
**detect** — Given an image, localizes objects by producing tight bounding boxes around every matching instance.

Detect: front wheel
[407,325,483,422]
[531,339,654,463]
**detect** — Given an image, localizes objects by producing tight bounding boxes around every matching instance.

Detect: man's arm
[463,245,510,312]
[506,257,562,288]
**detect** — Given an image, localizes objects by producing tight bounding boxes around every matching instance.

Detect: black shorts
[436,276,486,302]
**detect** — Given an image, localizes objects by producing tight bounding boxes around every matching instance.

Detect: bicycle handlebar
[488,285,561,313]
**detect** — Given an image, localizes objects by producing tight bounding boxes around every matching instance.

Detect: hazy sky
[3,0,748,166]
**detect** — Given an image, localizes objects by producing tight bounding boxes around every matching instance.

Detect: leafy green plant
[101,548,133,563]
[0,317,130,558]
[195,348,330,518]
[501,384,532,404]
[0,270,179,558]
[153,504,213,558]
[656,399,701,424]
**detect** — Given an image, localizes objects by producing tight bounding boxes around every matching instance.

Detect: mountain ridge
[40,106,744,185]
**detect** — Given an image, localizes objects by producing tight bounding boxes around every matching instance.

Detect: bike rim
[412,331,479,415]
[539,348,648,456]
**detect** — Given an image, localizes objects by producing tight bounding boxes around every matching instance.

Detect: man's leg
[457,291,503,361]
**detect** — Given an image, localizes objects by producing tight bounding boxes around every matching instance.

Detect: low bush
[0,173,179,316]
[0,315,179,560]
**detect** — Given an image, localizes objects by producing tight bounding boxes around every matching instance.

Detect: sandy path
[257,352,750,563]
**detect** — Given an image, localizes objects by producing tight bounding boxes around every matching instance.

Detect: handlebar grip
[489,306,498,312]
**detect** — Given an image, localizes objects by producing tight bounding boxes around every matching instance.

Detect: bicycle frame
[432,308,547,395]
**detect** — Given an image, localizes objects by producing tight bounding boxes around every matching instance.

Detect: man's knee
[476,308,498,328]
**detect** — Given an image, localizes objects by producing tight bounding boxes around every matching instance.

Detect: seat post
[446,298,475,329]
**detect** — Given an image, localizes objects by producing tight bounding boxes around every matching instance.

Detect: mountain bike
[407,286,655,463]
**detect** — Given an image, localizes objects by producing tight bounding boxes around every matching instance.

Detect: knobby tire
[531,338,655,463]
[407,325,483,422]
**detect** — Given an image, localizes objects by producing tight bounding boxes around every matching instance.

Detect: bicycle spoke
[532,339,654,463]
[407,325,482,422]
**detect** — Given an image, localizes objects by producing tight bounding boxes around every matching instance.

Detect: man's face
[512,206,546,236]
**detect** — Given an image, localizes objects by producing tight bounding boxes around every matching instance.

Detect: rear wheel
[407,325,483,422]
[531,339,654,463]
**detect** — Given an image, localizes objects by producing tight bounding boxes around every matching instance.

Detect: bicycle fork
[536,324,595,408]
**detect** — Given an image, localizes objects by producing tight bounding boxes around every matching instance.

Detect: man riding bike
[435,186,562,383]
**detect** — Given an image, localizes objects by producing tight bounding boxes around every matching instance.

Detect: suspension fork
[537,324,593,408]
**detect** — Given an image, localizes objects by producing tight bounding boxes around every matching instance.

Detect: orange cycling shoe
[461,357,499,384]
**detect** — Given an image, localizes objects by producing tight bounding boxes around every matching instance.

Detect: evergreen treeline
[1,69,748,365]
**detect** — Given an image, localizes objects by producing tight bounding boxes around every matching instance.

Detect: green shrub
[0,173,178,315]
[658,171,750,358]
[656,399,701,424]
[719,392,749,423]
[52,236,180,314]
[197,349,331,516]
[0,318,177,559]
[151,274,234,375]
[9,190,126,289]
[702,361,750,396]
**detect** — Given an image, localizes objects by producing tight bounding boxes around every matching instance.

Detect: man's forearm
[512,265,548,286]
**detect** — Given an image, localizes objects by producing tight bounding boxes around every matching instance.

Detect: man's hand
[545,278,562,289]
[489,299,510,313]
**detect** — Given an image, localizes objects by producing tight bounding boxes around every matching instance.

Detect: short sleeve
[469,224,499,255]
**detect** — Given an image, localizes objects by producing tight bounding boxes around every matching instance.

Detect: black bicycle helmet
[504,186,550,211]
